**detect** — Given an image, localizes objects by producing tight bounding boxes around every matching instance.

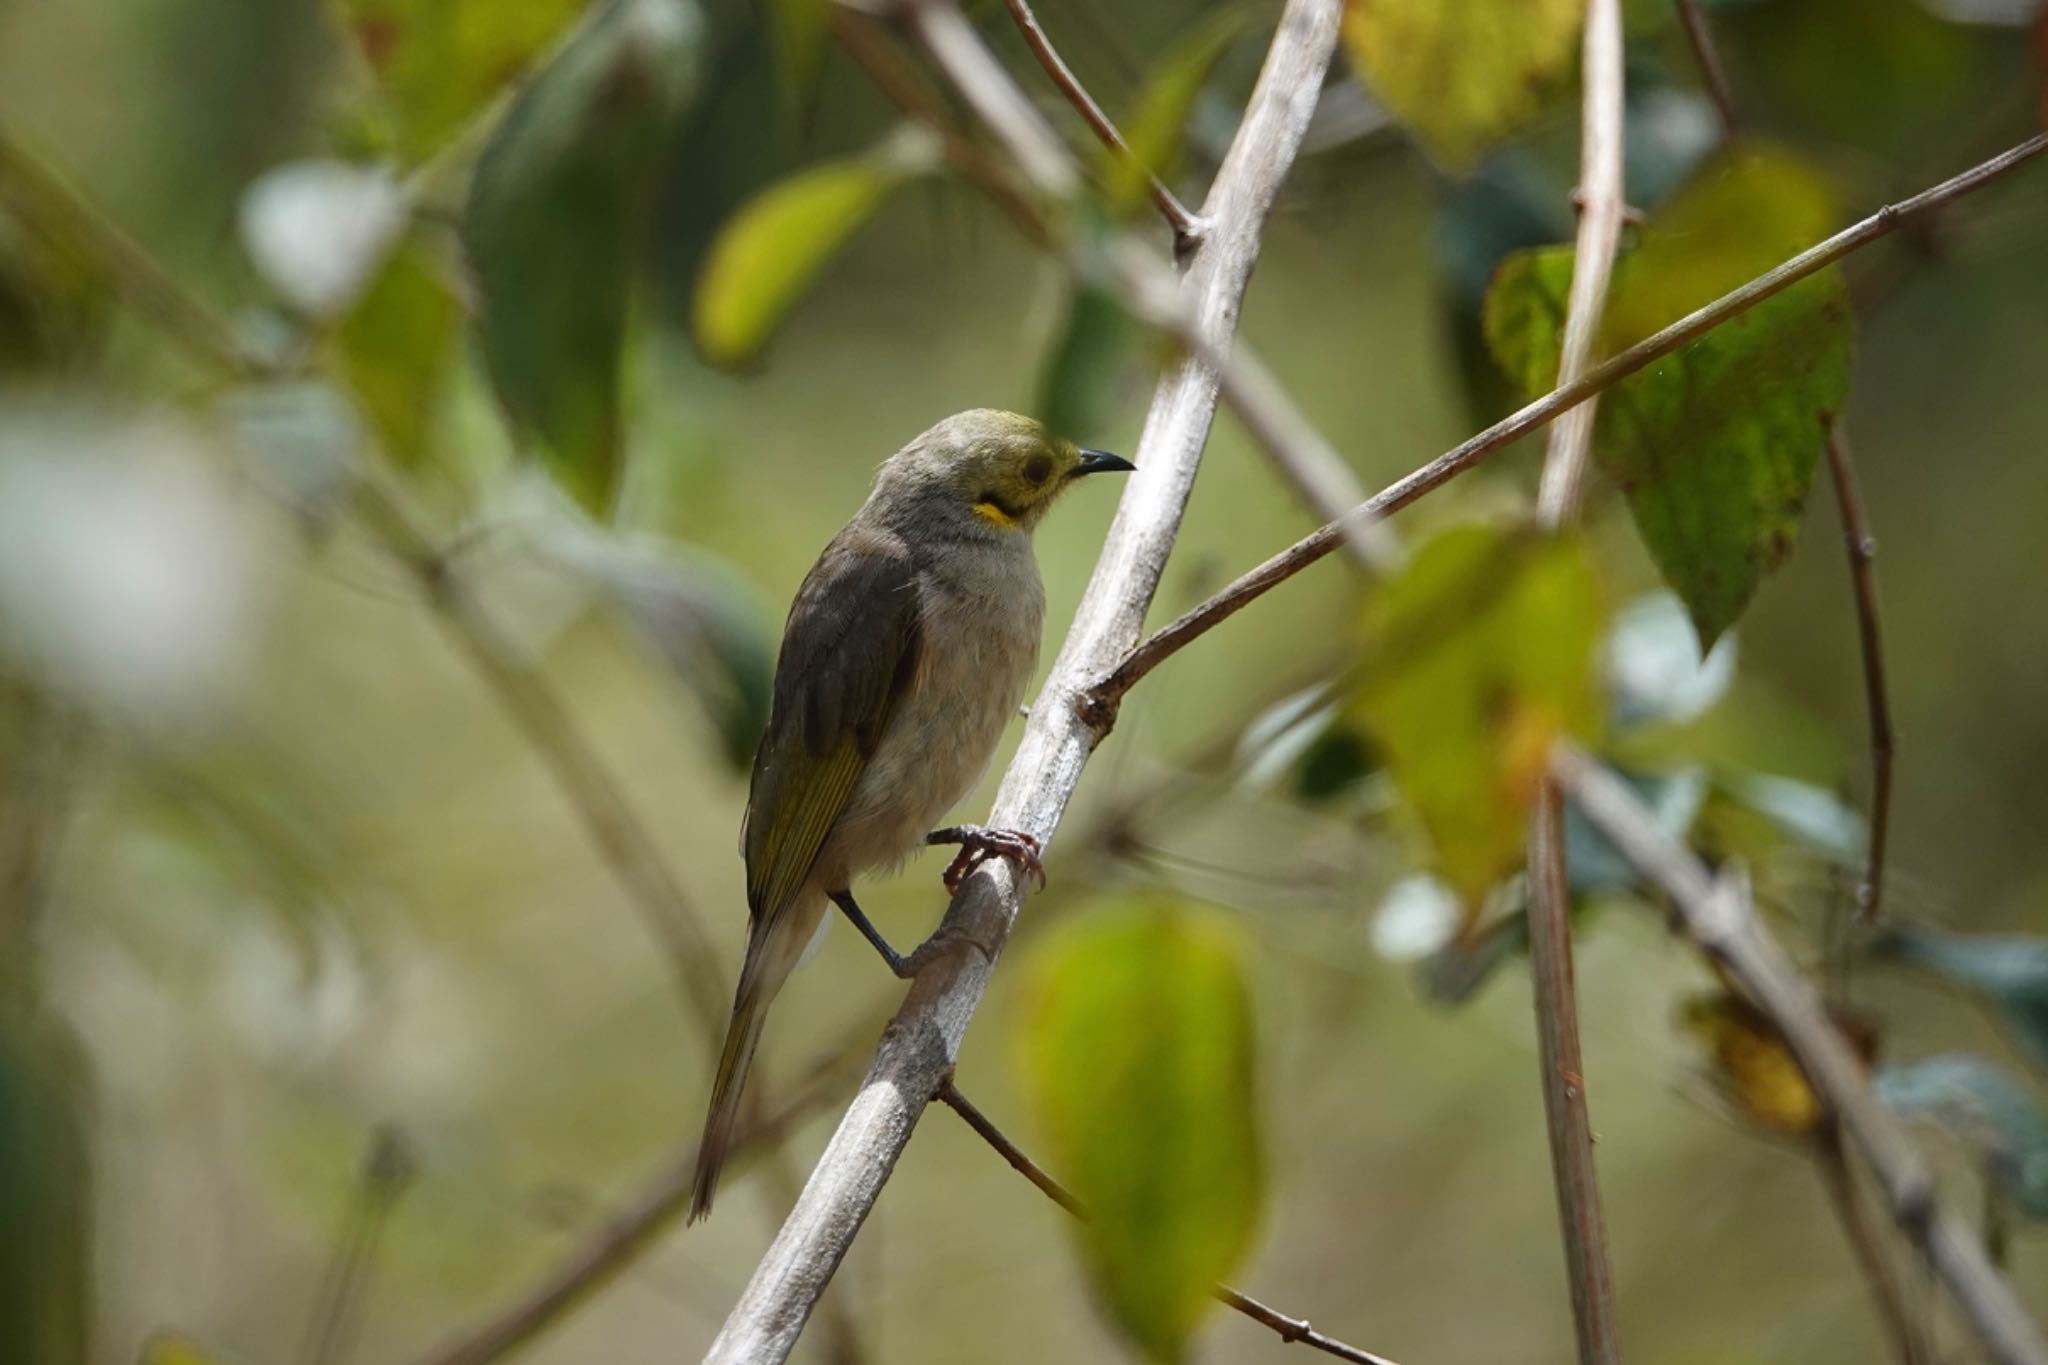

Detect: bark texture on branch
[702,3,1343,1359]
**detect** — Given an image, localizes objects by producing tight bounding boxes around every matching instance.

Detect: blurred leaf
[1485,147,1854,647]
[1341,0,1583,169]
[332,231,462,469]
[1565,766,1707,891]
[1720,771,1864,865]
[465,0,704,516]
[764,0,831,124]
[1684,991,1826,1137]
[237,160,405,317]
[139,1332,246,1365]
[693,128,937,369]
[1016,901,1263,1363]
[1877,1054,2048,1219]
[1419,906,1529,1005]
[1039,283,1140,444]
[0,1006,93,1365]
[1349,524,1604,908]
[1108,6,1246,216]
[335,0,590,158]
[1875,926,2048,1073]
[0,210,107,376]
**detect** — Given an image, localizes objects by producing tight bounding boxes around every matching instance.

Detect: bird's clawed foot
[926,825,1046,894]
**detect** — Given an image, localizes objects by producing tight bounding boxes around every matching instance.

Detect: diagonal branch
[1089,132,2048,707]
[1552,744,2048,1365]
[935,1082,1405,1365]
[702,3,1343,1358]
[1526,4,1628,1360]
[998,0,1203,251]
[1673,0,1740,139]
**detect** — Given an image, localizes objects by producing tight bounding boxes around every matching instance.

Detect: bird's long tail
[690,988,768,1223]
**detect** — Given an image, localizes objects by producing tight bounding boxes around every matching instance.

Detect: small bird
[688,409,1133,1220]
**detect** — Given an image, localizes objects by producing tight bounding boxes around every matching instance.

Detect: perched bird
[688,409,1133,1220]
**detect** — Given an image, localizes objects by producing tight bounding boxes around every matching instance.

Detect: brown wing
[742,524,923,921]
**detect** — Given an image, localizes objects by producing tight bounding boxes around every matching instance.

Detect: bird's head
[875,409,1133,535]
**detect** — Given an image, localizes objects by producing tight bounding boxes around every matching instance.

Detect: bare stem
[1823,423,1894,925]
[935,1083,1404,1365]
[1816,1123,1934,1365]
[998,0,1203,250]
[1673,0,1740,139]
[1553,744,2048,1365]
[1525,4,1627,1359]
[1090,132,2048,707]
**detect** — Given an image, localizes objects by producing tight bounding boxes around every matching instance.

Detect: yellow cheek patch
[973,500,1022,529]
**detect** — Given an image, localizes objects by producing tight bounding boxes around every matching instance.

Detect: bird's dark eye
[1022,454,1053,485]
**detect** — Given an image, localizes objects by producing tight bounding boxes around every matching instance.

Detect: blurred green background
[2,0,2046,1361]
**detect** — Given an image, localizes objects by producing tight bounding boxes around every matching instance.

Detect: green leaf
[1038,283,1139,443]
[140,1332,247,1365]
[1107,6,1246,217]
[1877,1054,2048,1220]
[1349,523,1604,908]
[1484,147,1855,647]
[693,129,936,369]
[1015,901,1263,1364]
[764,0,831,124]
[0,1006,93,1365]
[1340,0,1583,170]
[1874,926,2048,1075]
[335,0,591,159]
[332,231,462,469]
[465,0,703,516]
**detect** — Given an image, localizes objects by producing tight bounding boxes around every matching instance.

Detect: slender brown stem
[1553,743,2048,1365]
[1090,133,2048,708]
[1673,0,1740,139]
[935,1082,1405,1365]
[1823,423,1894,925]
[1816,1123,1934,1365]
[998,0,1202,250]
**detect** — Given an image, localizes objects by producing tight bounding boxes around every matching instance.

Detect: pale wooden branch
[1089,132,2048,708]
[1551,744,2048,1365]
[935,1082,1406,1365]
[1526,4,1628,1359]
[997,0,1203,251]
[1822,423,1894,924]
[703,3,1343,1357]
[1673,0,1739,139]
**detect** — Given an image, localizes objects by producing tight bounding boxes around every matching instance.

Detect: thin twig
[1552,743,2048,1365]
[1525,3,1627,1359]
[1673,0,1740,139]
[703,4,1343,1358]
[1823,423,1894,925]
[1089,133,2048,708]
[1816,1123,1934,1365]
[998,0,1203,251]
[410,1042,867,1365]
[935,1082,1405,1365]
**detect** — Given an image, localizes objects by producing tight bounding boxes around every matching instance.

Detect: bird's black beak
[1073,448,1136,477]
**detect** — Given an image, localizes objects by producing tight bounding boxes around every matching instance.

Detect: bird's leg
[828,888,915,979]
[925,825,1047,894]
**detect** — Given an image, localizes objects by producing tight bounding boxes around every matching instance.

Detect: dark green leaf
[1349,524,1604,908]
[764,0,831,124]
[1107,6,1246,217]
[1877,1054,2048,1220]
[1016,900,1263,1363]
[0,1006,93,1365]
[1038,283,1139,444]
[465,0,704,515]
[1341,0,1583,169]
[693,129,936,369]
[1874,926,2048,1074]
[332,230,462,469]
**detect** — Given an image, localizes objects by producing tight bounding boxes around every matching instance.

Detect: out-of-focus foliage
[1106,5,1247,217]
[465,0,704,514]
[1340,0,1583,169]
[1485,147,1854,646]
[1038,282,1142,443]
[1684,990,1828,1137]
[1878,1054,2048,1219]
[1876,927,2048,1073]
[331,231,463,469]
[1015,901,1263,1363]
[0,1005,93,1365]
[1350,524,1603,908]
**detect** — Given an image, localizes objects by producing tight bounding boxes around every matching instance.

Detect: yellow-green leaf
[464,0,703,515]
[1341,0,1583,170]
[1483,146,1854,647]
[693,130,936,368]
[335,0,590,160]
[1015,900,1263,1364]
[332,231,462,469]
[1350,524,1604,907]
[1106,6,1246,218]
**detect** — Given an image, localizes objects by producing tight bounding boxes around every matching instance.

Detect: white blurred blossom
[1605,592,1737,727]
[238,159,404,317]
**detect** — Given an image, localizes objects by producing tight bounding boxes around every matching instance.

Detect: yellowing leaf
[1341,0,1583,169]
[336,0,589,159]
[1350,524,1603,907]
[693,130,935,368]
[332,232,462,469]
[1685,992,1876,1138]
[1483,147,1855,647]
[1015,901,1263,1364]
